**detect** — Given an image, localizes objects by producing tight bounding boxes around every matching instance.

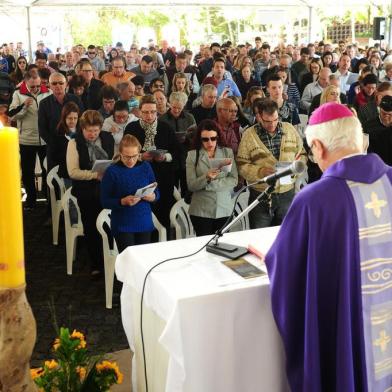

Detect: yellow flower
[53,338,60,351]
[76,366,87,381]
[44,359,58,370]
[96,361,123,384]
[71,330,87,349]
[30,367,44,380]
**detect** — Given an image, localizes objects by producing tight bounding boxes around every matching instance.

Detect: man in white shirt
[333,54,358,94]
[301,67,331,113]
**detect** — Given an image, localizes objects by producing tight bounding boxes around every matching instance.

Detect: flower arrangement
[30,327,123,391]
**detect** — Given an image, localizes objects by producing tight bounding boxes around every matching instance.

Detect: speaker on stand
[373,17,386,43]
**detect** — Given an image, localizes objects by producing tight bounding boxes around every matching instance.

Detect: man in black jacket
[38,72,83,170]
[365,95,392,166]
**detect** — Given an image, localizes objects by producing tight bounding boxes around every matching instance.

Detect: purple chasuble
[265,153,392,392]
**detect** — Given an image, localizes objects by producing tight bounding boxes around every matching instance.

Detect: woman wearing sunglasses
[186,119,238,236]
[10,56,28,85]
[101,134,159,252]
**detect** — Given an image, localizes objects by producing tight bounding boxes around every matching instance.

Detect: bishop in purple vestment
[265,103,392,392]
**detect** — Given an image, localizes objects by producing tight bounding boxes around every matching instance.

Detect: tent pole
[308,6,312,43]
[389,0,392,49]
[26,6,33,62]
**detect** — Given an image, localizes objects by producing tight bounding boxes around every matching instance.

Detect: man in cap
[365,95,392,166]
[266,102,392,391]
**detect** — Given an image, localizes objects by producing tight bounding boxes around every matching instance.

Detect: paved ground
[24,199,129,368]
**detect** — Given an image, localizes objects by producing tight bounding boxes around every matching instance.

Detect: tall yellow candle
[0,126,25,288]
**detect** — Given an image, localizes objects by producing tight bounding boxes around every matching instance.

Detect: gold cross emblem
[374,330,391,352]
[365,192,387,218]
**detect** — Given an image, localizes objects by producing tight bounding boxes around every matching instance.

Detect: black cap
[380,95,392,112]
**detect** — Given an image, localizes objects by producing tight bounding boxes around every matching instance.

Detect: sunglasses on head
[201,136,218,142]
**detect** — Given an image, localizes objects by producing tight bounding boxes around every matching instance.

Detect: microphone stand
[206,182,276,259]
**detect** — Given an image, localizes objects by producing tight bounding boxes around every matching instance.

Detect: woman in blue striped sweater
[101,134,159,252]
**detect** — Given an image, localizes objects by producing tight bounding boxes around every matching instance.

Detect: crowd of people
[1,36,392,276]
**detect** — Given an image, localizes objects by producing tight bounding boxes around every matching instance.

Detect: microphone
[259,160,306,185]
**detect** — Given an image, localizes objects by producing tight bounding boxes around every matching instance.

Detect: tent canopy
[1,0,387,7]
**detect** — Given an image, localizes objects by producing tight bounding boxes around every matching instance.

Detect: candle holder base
[0,285,37,391]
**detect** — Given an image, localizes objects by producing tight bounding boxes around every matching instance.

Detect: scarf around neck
[140,119,158,151]
[85,138,108,164]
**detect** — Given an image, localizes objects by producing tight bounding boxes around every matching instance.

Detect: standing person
[102,100,137,153]
[191,84,218,124]
[66,110,114,276]
[209,57,241,98]
[160,91,196,196]
[101,57,135,87]
[124,95,179,233]
[101,135,159,252]
[53,101,80,184]
[266,74,300,126]
[78,61,104,110]
[86,45,106,72]
[237,99,305,228]
[9,56,28,85]
[9,72,51,209]
[38,72,83,170]
[265,102,392,392]
[186,119,238,236]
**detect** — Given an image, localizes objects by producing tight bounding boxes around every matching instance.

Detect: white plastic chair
[46,165,66,245]
[173,186,181,201]
[34,155,43,192]
[62,187,84,275]
[96,209,167,309]
[229,191,250,232]
[96,209,118,309]
[169,199,195,239]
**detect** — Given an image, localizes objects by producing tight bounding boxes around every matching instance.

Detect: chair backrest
[170,199,195,239]
[152,213,167,242]
[47,165,66,202]
[173,186,181,201]
[96,209,118,255]
[62,187,82,230]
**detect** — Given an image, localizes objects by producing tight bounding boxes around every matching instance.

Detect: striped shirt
[255,122,283,160]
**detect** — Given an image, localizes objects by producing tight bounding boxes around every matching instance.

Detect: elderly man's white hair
[305,115,363,152]
[169,91,188,106]
[49,72,66,83]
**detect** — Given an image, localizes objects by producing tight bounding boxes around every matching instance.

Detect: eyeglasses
[18,61,26,65]
[201,136,218,142]
[51,81,65,86]
[261,117,279,124]
[121,153,139,162]
[81,69,93,73]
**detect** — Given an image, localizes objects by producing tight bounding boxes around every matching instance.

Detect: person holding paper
[101,100,137,153]
[66,110,114,277]
[237,99,306,228]
[186,119,238,236]
[101,135,159,252]
[124,94,179,234]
